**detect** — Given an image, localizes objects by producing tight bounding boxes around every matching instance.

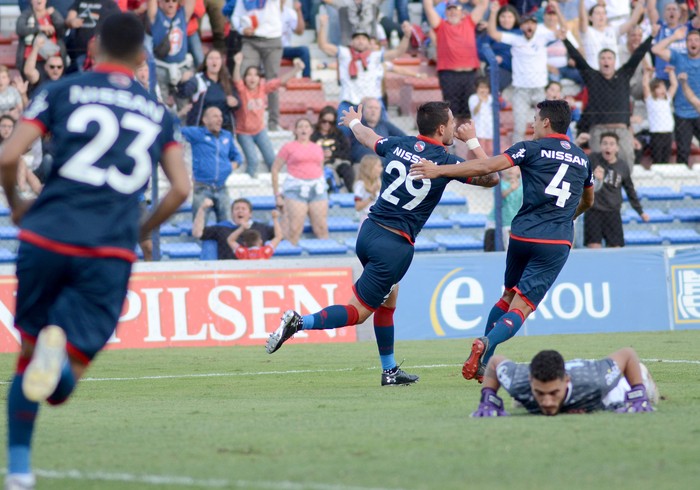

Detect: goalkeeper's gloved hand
[616,384,654,413]
[471,387,509,417]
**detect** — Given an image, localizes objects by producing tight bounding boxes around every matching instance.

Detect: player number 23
[545,163,572,208]
[59,104,160,194]
[381,160,431,210]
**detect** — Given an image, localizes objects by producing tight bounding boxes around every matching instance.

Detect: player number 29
[545,163,572,208]
[59,104,160,194]
[381,160,431,210]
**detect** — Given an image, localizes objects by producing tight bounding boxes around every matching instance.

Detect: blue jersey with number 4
[372,135,467,242]
[504,134,592,245]
[20,64,177,260]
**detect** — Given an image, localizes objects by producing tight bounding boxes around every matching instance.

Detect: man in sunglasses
[22,36,65,96]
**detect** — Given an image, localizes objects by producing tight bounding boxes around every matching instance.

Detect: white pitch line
[0,468,405,490]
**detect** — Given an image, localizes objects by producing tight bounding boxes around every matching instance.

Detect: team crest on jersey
[560,140,571,150]
[414,141,425,152]
[109,73,132,88]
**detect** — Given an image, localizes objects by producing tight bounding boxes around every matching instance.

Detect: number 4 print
[545,163,572,208]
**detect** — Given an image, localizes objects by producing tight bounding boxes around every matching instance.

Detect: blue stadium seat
[624,230,663,246]
[246,195,277,211]
[414,236,439,252]
[274,240,303,256]
[160,224,182,237]
[434,234,483,250]
[0,248,16,263]
[623,208,673,223]
[329,193,356,208]
[0,226,18,239]
[449,212,488,228]
[199,241,218,260]
[637,186,684,201]
[161,242,202,259]
[344,237,357,250]
[681,185,700,199]
[135,245,144,259]
[423,214,454,229]
[659,228,700,244]
[299,238,348,255]
[439,191,467,206]
[327,216,359,232]
[670,208,700,222]
[177,203,193,214]
[179,222,193,236]
[0,207,9,217]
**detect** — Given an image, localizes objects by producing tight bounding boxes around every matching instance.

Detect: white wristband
[466,138,481,150]
[349,119,361,130]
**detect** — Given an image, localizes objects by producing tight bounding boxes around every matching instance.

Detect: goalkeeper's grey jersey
[496,358,624,414]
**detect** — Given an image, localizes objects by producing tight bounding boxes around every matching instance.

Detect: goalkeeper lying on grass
[472,347,658,417]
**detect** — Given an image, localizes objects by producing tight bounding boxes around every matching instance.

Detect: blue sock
[484,310,525,365]
[374,306,396,371]
[7,374,38,475]
[302,305,359,330]
[47,362,76,406]
[484,299,510,336]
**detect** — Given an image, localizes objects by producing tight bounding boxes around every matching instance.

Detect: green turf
[1,330,699,490]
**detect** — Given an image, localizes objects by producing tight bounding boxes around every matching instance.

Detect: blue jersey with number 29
[371,135,467,242]
[19,66,177,258]
[504,135,592,245]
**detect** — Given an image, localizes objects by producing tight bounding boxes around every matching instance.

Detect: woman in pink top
[232,51,305,177]
[271,118,329,245]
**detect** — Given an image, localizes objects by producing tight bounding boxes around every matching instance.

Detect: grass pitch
[1,330,699,490]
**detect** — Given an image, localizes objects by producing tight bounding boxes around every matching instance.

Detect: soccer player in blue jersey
[410,99,595,383]
[0,13,190,490]
[471,347,658,417]
[265,101,499,386]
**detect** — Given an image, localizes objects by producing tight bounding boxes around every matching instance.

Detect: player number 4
[545,163,572,208]
[381,160,431,210]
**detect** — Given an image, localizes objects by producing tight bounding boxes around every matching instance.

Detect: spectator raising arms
[232,51,304,178]
[64,0,120,71]
[643,66,677,164]
[271,118,329,245]
[15,0,66,75]
[23,36,65,95]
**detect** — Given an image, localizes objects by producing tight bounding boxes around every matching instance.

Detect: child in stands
[227,209,283,259]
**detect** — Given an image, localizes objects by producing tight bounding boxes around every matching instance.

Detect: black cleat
[381,366,419,386]
[266,310,303,354]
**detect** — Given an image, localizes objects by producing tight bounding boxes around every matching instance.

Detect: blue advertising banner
[395,248,671,340]
[668,247,700,330]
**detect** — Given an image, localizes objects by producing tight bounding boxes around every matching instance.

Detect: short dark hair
[545,80,562,92]
[536,99,571,135]
[475,76,490,90]
[416,101,451,137]
[98,13,145,60]
[232,198,253,212]
[599,131,619,144]
[687,29,700,39]
[0,114,15,125]
[530,350,566,382]
[598,48,616,59]
[239,229,262,248]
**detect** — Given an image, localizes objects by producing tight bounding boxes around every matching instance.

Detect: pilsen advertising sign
[0,267,356,352]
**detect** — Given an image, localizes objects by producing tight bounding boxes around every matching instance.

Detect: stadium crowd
[1,0,700,256]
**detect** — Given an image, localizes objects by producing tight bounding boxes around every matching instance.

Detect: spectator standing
[643,66,677,163]
[23,37,65,95]
[480,3,519,92]
[227,209,283,259]
[231,0,284,131]
[648,0,700,82]
[177,49,240,131]
[564,28,654,171]
[271,118,329,245]
[232,51,304,177]
[423,0,488,122]
[0,67,23,119]
[192,197,275,259]
[619,25,654,102]
[353,154,382,223]
[186,0,205,66]
[468,77,495,157]
[584,132,649,248]
[203,0,227,52]
[487,6,555,144]
[322,0,384,45]
[484,166,522,251]
[310,105,354,191]
[652,26,700,166]
[15,0,66,75]
[0,115,43,197]
[181,106,244,223]
[349,96,405,163]
[543,1,582,85]
[282,1,311,78]
[64,0,120,71]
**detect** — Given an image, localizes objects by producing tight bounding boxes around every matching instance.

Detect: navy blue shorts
[14,242,132,363]
[504,238,570,310]
[354,219,414,310]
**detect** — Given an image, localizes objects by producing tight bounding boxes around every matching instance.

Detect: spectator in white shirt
[468,77,494,157]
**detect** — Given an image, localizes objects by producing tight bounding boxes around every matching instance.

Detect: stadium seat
[179,222,193,236]
[449,212,488,228]
[439,191,467,206]
[670,208,700,222]
[274,240,303,256]
[344,237,357,250]
[414,236,439,252]
[624,230,663,246]
[0,248,17,263]
[636,186,684,201]
[177,203,193,214]
[623,208,673,223]
[0,226,18,239]
[659,228,700,244]
[434,234,483,251]
[681,185,700,199]
[327,216,358,232]
[159,223,182,237]
[329,193,356,208]
[423,214,454,229]
[299,238,348,255]
[0,207,9,217]
[398,77,442,117]
[199,240,218,260]
[246,195,277,211]
[161,242,202,259]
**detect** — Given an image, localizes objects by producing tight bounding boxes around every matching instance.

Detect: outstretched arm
[317,14,339,57]
[652,25,687,62]
[339,104,384,150]
[618,1,646,36]
[279,58,305,85]
[268,209,283,249]
[678,72,700,112]
[410,154,512,180]
[422,0,442,30]
[384,21,413,62]
[453,122,500,188]
[486,1,503,43]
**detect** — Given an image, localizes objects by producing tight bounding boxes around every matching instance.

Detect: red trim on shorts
[352,285,377,312]
[512,287,537,311]
[510,234,572,248]
[503,153,515,166]
[19,230,137,263]
[417,135,444,147]
[22,118,47,135]
[93,63,135,77]
[66,342,91,366]
[584,183,593,188]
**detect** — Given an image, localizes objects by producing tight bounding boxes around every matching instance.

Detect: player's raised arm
[410,154,512,181]
[139,144,191,237]
[471,355,509,418]
[339,104,384,150]
[454,122,500,188]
